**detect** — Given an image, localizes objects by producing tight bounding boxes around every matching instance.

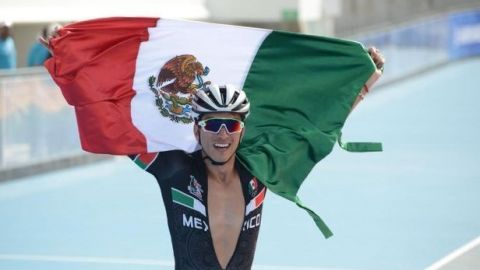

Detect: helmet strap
[202,154,231,166]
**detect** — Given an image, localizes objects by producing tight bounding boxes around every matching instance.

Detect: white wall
[206,0,297,23]
[205,0,340,35]
[0,0,209,23]
[1,0,210,67]
[10,24,45,68]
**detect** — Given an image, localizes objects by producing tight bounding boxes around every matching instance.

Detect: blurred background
[1,0,480,269]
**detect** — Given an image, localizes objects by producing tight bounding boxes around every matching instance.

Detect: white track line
[0,254,361,270]
[0,254,174,266]
[425,236,480,270]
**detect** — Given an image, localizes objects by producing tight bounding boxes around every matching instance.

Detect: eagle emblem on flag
[148,54,210,124]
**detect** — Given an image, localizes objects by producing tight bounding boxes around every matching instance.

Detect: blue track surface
[1,59,480,270]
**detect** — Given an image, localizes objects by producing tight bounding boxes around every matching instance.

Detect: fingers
[39,25,62,54]
[39,36,49,48]
[50,25,62,39]
[368,46,385,71]
[39,36,55,56]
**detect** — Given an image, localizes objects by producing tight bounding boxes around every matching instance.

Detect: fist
[39,25,62,53]
[368,47,385,71]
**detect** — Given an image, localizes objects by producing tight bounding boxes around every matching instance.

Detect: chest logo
[248,177,258,197]
[188,175,204,201]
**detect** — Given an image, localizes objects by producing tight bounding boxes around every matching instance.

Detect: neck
[204,154,237,183]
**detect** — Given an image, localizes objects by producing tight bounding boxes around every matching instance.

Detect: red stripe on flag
[254,187,266,207]
[45,17,159,154]
[137,152,158,166]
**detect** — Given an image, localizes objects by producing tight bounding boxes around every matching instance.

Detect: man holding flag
[128,84,266,269]
[42,17,384,270]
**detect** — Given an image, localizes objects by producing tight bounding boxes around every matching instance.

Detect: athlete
[130,84,266,270]
[127,52,384,268]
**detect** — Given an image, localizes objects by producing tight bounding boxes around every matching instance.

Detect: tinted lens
[201,118,244,133]
[223,119,243,133]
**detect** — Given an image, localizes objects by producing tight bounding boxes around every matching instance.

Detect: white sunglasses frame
[197,118,245,134]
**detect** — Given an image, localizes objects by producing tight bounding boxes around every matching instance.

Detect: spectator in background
[28,24,59,66]
[0,21,16,69]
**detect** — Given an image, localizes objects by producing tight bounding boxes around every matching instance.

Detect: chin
[211,151,234,163]
[213,155,230,163]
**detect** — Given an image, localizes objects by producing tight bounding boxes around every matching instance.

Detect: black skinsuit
[131,150,266,270]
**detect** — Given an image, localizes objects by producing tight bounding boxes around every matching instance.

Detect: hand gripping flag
[45,17,382,238]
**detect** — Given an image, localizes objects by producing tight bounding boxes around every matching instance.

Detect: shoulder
[130,152,160,171]
[130,150,201,177]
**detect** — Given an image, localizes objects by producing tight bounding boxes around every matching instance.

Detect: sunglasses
[197,118,245,134]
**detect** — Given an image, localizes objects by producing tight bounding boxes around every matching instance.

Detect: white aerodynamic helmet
[192,84,250,120]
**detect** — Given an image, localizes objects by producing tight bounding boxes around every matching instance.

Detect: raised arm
[351,46,386,110]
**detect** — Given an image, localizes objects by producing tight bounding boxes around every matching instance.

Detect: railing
[0,67,82,170]
[355,9,480,84]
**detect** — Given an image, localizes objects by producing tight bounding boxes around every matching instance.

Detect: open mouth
[214,143,230,149]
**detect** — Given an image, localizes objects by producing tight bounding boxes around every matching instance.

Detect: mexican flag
[46,17,382,238]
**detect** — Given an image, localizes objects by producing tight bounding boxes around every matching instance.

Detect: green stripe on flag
[134,156,148,170]
[338,131,383,152]
[171,188,206,216]
[238,30,377,238]
[171,188,194,207]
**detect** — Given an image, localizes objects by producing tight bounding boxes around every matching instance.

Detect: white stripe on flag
[131,19,271,152]
[193,198,206,217]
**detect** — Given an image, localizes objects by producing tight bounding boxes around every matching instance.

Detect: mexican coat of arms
[148,54,210,124]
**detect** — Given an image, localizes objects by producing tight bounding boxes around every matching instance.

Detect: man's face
[194,112,244,164]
